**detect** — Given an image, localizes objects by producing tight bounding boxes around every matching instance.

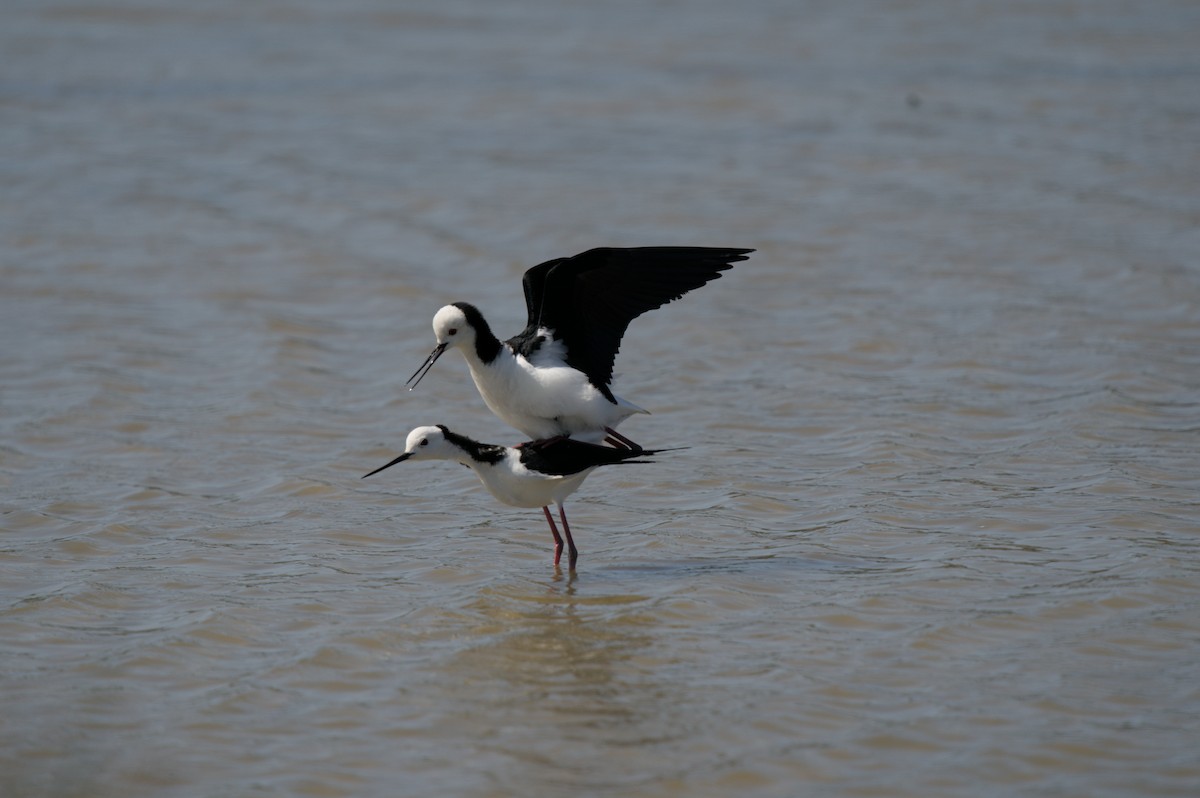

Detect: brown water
[3,1,1199,796]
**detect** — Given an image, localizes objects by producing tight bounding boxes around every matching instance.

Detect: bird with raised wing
[405,247,753,448]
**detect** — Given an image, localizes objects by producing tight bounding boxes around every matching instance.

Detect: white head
[431,304,475,350]
[406,303,489,389]
[361,425,465,478]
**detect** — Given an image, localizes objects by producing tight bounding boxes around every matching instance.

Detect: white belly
[467,350,644,441]
[469,454,590,508]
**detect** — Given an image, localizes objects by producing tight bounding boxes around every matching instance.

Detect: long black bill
[405,342,447,390]
[361,452,412,479]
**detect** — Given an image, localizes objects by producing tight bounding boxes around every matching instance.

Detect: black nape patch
[450,302,502,363]
[437,424,506,465]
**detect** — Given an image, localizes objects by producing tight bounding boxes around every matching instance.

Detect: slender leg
[542,506,564,566]
[603,426,641,452]
[557,503,579,571]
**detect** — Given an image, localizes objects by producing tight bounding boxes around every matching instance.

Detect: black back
[514,247,753,391]
[517,436,663,476]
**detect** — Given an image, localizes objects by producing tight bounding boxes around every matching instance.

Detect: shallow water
[3,1,1199,796]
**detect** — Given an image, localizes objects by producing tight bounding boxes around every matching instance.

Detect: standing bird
[362,425,673,570]
[405,247,753,448]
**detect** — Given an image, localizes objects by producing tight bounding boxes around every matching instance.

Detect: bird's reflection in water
[438,574,691,789]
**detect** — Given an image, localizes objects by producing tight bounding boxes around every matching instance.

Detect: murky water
[3,1,1199,796]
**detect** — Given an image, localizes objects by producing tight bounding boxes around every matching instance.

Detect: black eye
[448,328,458,335]
[420,439,428,446]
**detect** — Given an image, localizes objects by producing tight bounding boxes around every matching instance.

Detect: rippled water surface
[3,1,1199,796]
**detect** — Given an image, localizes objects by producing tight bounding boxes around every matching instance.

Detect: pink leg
[603,426,640,451]
[519,435,568,449]
[542,506,564,566]
[558,504,579,571]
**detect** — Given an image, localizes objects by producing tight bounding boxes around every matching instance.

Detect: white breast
[460,337,646,440]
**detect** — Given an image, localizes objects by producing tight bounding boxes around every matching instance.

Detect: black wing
[519,436,664,476]
[516,247,753,389]
[520,257,567,331]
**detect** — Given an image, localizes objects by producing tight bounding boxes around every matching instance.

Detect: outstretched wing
[520,256,567,331]
[517,247,753,388]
